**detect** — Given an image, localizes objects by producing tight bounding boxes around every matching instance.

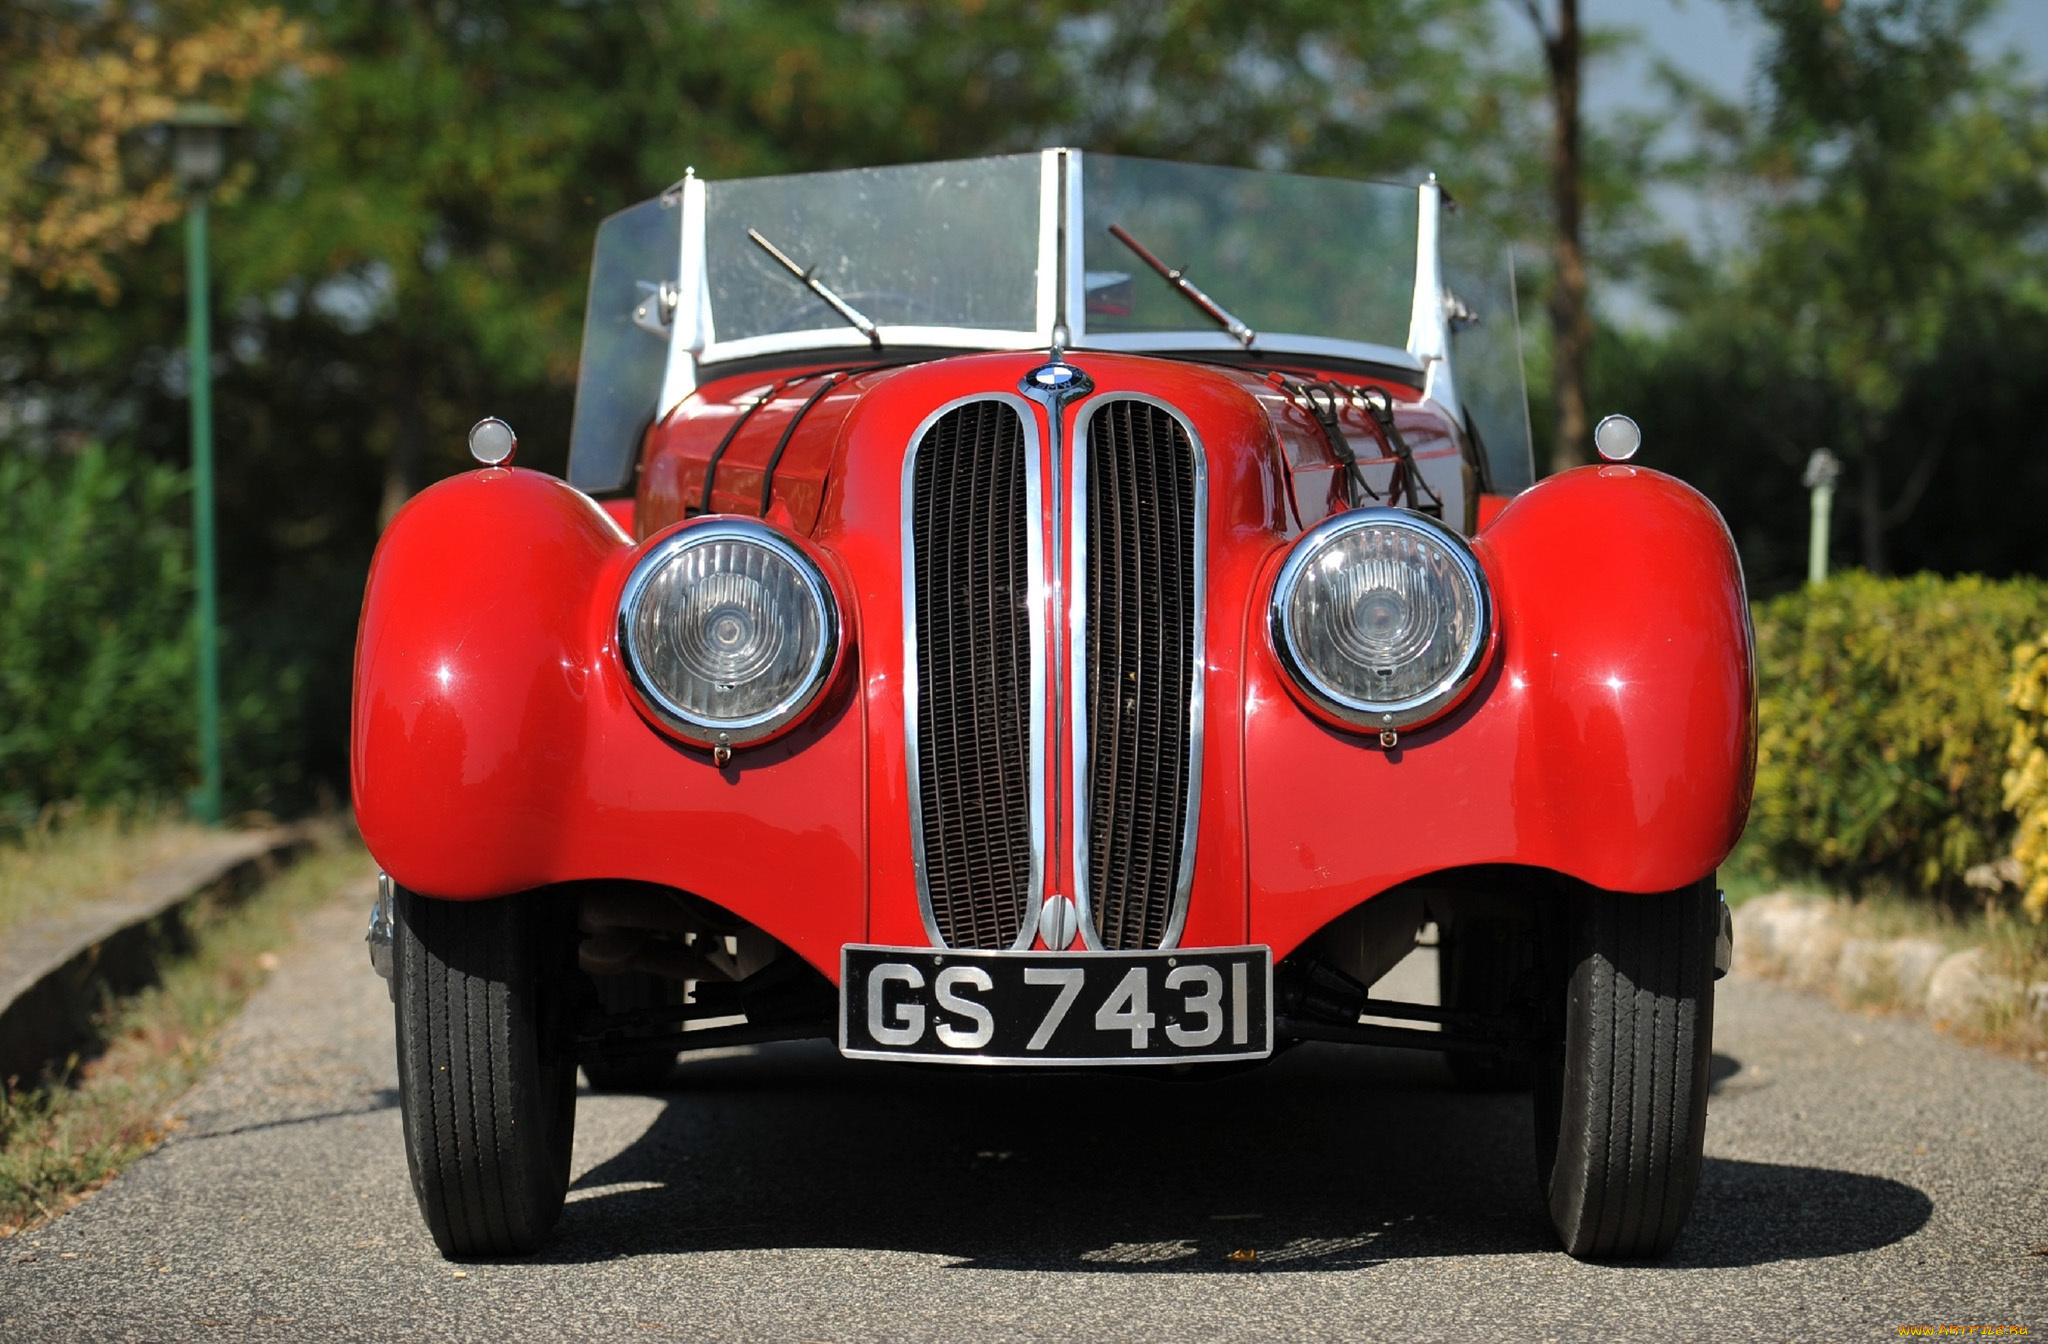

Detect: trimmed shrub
[0,444,197,818]
[2001,638,2048,922]
[1746,572,2048,898]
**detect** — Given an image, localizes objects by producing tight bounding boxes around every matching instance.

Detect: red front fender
[352,469,623,892]
[1246,464,1755,959]
[350,467,869,980]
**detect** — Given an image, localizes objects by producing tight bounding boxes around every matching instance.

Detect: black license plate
[839,945,1273,1065]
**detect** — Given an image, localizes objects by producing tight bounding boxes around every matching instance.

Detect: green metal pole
[185,194,223,823]
[1803,448,1840,589]
[1807,479,1833,587]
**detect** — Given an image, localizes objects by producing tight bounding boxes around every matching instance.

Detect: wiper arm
[747,228,883,350]
[1108,223,1257,349]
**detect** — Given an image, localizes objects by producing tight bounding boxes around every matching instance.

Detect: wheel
[580,971,682,1092]
[1533,879,1716,1260]
[1438,918,1535,1091]
[393,887,578,1258]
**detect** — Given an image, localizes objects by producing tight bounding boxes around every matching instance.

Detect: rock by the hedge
[1836,935,1947,1001]
[1785,920,1846,991]
[1732,893,1838,981]
[1886,938,1949,1001]
[2027,981,2048,1026]
[1925,948,2021,1026]
[1835,937,1880,993]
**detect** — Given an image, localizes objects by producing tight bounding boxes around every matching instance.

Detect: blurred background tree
[1,0,1524,815]
[0,0,2043,822]
[1601,0,2048,584]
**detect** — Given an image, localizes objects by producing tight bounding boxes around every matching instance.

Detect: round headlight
[1271,508,1490,731]
[618,520,838,748]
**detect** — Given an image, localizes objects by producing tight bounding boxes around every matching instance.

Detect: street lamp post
[164,104,237,824]
[1803,448,1841,587]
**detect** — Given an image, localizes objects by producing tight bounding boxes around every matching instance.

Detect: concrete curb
[1733,891,2048,1038]
[0,827,311,1086]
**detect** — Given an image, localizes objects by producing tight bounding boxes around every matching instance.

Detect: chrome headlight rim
[617,518,841,749]
[1270,507,1493,733]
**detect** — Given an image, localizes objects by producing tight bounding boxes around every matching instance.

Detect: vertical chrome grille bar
[1070,395,1206,951]
[903,396,1044,949]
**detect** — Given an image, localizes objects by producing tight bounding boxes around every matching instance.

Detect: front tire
[1533,879,1716,1259]
[394,887,578,1258]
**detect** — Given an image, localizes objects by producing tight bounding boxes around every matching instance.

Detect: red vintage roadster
[354,152,1752,1262]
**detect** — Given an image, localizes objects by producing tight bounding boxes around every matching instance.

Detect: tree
[0,0,326,304]
[1,0,1526,810]
[1669,0,2048,573]
[1515,0,1593,476]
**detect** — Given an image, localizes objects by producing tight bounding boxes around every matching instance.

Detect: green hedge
[0,445,198,820]
[0,442,348,823]
[1745,572,2048,897]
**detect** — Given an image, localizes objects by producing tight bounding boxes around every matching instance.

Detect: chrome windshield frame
[655,150,1448,383]
[617,150,1479,480]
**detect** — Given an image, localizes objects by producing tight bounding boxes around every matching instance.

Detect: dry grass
[0,806,217,940]
[1971,906,2048,1058]
[0,835,374,1236]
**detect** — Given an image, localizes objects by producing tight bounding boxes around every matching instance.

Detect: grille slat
[1084,401,1200,951]
[911,401,1034,949]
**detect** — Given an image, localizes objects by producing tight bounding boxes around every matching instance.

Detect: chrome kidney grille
[906,398,1040,950]
[1075,399,1204,951]
[904,393,1202,952]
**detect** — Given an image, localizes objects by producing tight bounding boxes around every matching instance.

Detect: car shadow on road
[540,1040,1930,1273]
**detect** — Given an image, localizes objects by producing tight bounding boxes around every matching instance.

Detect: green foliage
[1745,572,2048,897]
[0,445,196,817]
[1,0,1535,815]
[1639,0,2048,579]
[2000,634,2048,921]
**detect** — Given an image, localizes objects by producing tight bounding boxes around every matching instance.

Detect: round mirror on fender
[469,417,518,466]
[1593,414,1642,462]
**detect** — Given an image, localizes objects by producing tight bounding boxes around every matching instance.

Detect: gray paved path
[2,885,2044,1342]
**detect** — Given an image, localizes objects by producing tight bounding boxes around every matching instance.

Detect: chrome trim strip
[1036,150,1063,343]
[899,393,1048,952]
[697,329,1426,377]
[1019,362,1096,950]
[1268,507,1493,731]
[1405,179,1464,424]
[367,873,395,982]
[1066,393,1208,952]
[616,517,839,746]
[656,171,706,422]
[1071,331,1423,370]
[703,325,1047,365]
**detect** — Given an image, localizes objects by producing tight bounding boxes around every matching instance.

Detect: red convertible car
[355,152,1752,1262]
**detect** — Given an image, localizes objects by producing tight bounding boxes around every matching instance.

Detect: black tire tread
[396,890,575,1258]
[1542,882,1713,1259]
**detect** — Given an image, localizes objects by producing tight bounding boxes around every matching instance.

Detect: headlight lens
[619,520,838,746]
[1271,508,1490,730]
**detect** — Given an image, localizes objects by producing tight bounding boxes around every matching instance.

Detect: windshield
[705,155,1046,354]
[568,193,681,496]
[1079,156,1416,357]
[1439,204,1534,493]
[569,150,1533,496]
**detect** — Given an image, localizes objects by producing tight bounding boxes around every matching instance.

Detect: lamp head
[164,104,239,192]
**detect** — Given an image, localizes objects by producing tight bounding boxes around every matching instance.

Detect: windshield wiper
[1107,223,1257,349]
[747,228,883,350]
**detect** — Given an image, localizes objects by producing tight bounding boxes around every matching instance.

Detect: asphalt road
[3,886,2044,1343]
